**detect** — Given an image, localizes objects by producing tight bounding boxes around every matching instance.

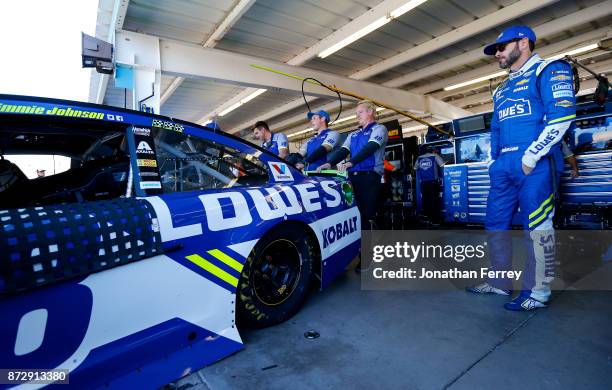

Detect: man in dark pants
[317,100,388,271]
[415,146,445,224]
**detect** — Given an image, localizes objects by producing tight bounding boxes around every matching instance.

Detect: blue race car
[0,95,360,388]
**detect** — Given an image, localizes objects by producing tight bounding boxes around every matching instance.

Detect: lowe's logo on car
[145,181,343,242]
[137,141,155,154]
[497,98,532,121]
[269,162,293,182]
[322,216,358,249]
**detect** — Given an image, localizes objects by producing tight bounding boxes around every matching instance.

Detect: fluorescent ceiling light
[443,43,600,92]
[444,71,507,91]
[288,127,313,139]
[390,0,428,18]
[318,1,428,59]
[318,17,389,59]
[547,43,599,60]
[218,88,267,116]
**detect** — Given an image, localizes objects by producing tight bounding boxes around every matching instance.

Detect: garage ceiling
[90,0,612,143]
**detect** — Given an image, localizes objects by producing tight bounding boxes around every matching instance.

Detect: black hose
[301,77,343,125]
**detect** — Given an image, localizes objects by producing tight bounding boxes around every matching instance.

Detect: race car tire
[237,224,316,328]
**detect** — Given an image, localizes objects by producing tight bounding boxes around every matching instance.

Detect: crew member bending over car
[467,25,576,311]
[253,120,289,159]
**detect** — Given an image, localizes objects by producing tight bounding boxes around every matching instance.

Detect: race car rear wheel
[237,225,315,328]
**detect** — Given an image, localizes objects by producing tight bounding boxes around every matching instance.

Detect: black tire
[237,225,316,328]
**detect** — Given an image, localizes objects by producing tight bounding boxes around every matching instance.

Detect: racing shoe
[504,291,547,311]
[466,282,511,296]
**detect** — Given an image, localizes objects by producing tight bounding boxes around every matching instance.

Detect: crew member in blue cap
[467,25,576,311]
[252,120,289,158]
[295,109,339,171]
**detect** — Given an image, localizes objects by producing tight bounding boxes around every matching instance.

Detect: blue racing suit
[299,129,339,170]
[262,133,289,156]
[486,54,576,302]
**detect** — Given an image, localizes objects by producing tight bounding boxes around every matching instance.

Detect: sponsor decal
[523,70,534,77]
[515,78,529,86]
[501,146,519,153]
[137,159,158,167]
[322,216,358,249]
[419,159,432,169]
[497,98,532,121]
[550,75,571,81]
[145,180,344,240]
[552,70,570,74]
[553,90,574,99]
[513,86,529,92]
[152,119,184,133]
[140,181,162,189]
[136,141,155,155]
[552,83,572,91]
[133,127,151,136]
[140,171,159,177]
[527,128,561,155]
[0,102,107,120]
[555,100,574,108]
[268,162,294,182]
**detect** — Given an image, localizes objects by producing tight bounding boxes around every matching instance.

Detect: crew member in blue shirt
[318,100,388,270]
[295,109,339,171]
[253,120,289,159]
[467,25,576,311]
[415,146,445,224]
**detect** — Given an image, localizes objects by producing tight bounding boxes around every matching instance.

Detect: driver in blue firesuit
[466,25,576,311]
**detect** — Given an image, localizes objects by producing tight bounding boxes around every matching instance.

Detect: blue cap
[307,109,330,123]
[483,25,536,55]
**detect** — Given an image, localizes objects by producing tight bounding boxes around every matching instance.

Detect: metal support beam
[94,0,129,104]
[115,31,161,113]
[382,1,612,88]
[160,0,256,107]
[350,0,558,80]
[226,96,319,134]
[141,31,469,123]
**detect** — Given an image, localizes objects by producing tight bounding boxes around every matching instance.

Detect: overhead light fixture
[443,43,601,92]
[288,127,314,139]
[318,0,428,59]
[547,43,599,60]
[218,88,267,117]
[444,71,507,91]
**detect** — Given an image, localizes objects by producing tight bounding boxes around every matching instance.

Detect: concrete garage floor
[171,267,612,390]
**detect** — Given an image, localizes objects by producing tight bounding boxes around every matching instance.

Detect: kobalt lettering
[322,216,358,248]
